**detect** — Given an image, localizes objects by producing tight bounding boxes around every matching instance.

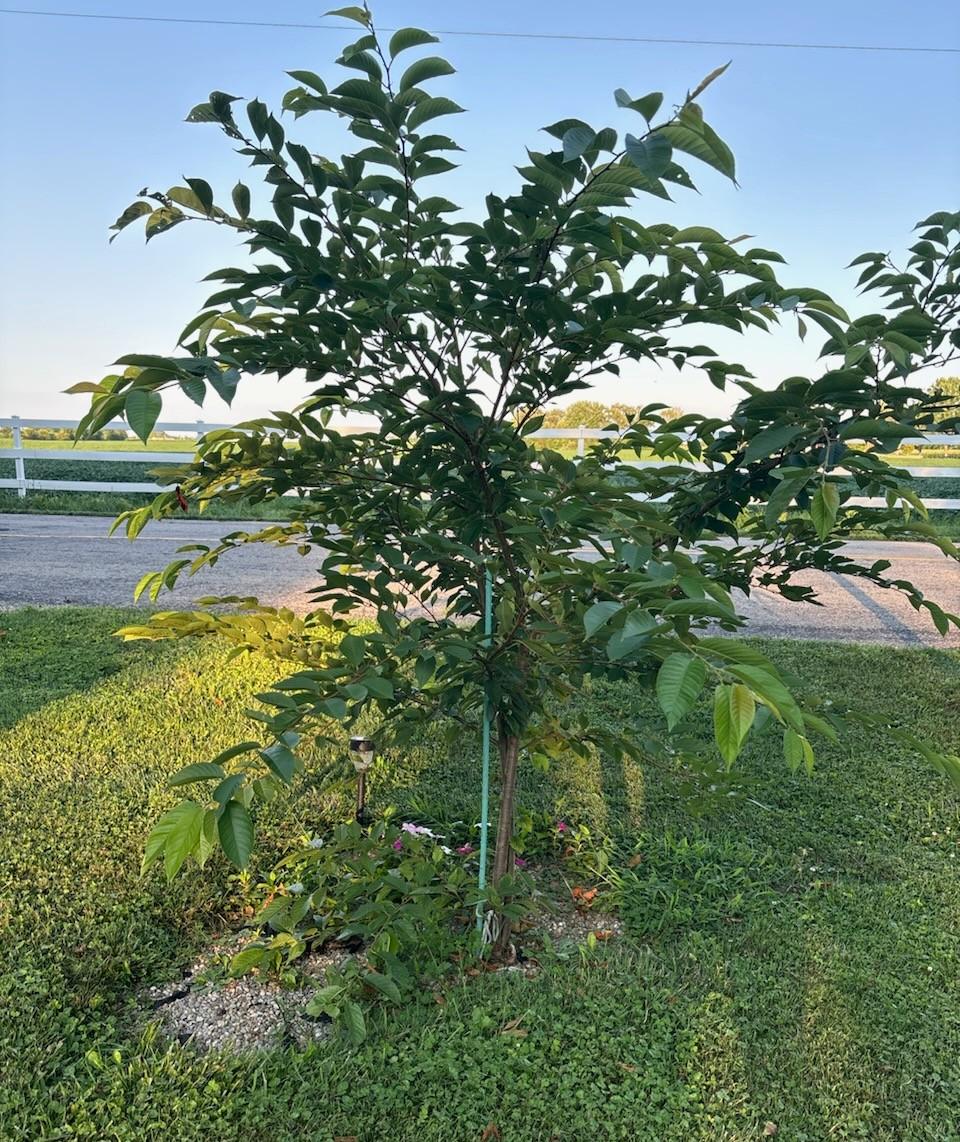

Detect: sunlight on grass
[1,608,959,1138]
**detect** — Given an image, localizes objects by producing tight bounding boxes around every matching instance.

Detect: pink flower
[514,856,528,868]
[456,843,474,856]
[556,821,568,833]
[401,822,439,838]
[392,838,403,851]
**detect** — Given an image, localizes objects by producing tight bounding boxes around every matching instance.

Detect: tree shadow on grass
[673,641,960,1138]
[0,605,169,729]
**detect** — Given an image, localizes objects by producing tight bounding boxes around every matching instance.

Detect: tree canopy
[78,6,960,955]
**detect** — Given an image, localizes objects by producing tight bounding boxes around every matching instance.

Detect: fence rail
[2,415,959,508]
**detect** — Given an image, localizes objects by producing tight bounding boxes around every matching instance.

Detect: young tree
[80,8,960,956]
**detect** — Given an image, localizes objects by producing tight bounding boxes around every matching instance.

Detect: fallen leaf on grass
[763,1124,778,1137]
[481,1125,501,1141]
[499,1017,529,1037]
[617,1062,637,1073]
[592,929,615,940]
[626,853,644,868]
[571,886,598,906]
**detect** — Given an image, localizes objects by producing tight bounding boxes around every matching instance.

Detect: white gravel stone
[144,940,357,1054]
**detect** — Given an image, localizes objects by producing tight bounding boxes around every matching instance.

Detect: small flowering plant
[228,820,487,1036]
[229,818,536,1041]
[512,809,592,861]
[234,820,473,965]
[229,813,536,1046]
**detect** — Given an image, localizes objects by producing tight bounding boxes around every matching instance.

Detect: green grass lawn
[1,608,960,1139]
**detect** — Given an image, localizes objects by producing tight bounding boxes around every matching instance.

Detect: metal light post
[348,736,376,824]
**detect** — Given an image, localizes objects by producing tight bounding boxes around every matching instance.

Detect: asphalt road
[1,514,958,647]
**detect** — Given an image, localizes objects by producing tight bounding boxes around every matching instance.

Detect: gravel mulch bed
[144,941,357,1054]
[143,898,624,1054]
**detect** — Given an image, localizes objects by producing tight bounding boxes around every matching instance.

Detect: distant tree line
[929,377,960,424]
[538,399,685,430]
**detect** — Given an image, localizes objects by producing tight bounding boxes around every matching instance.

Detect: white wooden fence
[2,415,959,508]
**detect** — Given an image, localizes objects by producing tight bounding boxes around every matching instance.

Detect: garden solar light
[348,736,376,772]
[348,737,376,824]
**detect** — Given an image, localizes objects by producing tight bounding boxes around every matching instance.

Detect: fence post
[577,424,586,457]
[11,416,26,498]
[195,420,205,442]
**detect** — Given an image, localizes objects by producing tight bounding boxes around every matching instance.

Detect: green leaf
[364,674,395,699]
[162,801,205,881]
[615,89,663,122]
[341,1000,367,1044]
[179,377,206,406]
[232,182,251,219]
[583,600,622,638]
[218,800,254,868]
[838,418,913,441]
[657,121,735,181]
[562,125,596,162]
[168,762,225,787]
[332,77,388,109]
[109,200,152,241]
[624,133,672,177]
[398,56,455,92]
[672,226,725,244]
[406,97,465,132]
[713,683,755,766]
[124,389,162,443]
[389,27,439,57]
[325,6,371,25]
[246,99,269,141]
[185,177,214,213]
[340,633,365,666]
[811,483,840,539]
[713,685,736,766]
[661,599,735,621]
[656,654,707,729]
[212,774,244,806]
[743,422,803,464]
[727,665,804,732]
[783,726,811,773]
[211,741,261,767]
[259,742,297,783]
[142,801,198,876]
[231,947,267,975]
[185,102,216,124]
[321,697,348,719]
[209,368,240,405]
[287,69,327,93]
[764,469,813,527]
[363,971,402,1003]
[197,810,218,867]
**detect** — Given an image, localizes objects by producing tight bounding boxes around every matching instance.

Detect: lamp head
[348,736,376,771]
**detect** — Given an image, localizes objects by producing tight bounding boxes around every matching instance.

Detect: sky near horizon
[1,1,958,427]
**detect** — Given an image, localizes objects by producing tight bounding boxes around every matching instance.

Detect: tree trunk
[490,730,520,959]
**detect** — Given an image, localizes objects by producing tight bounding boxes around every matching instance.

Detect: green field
[2,607,959,1139]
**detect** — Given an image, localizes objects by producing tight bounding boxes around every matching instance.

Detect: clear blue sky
[1,1,958,424]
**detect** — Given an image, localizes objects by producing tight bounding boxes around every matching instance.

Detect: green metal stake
[476,568,493,933]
